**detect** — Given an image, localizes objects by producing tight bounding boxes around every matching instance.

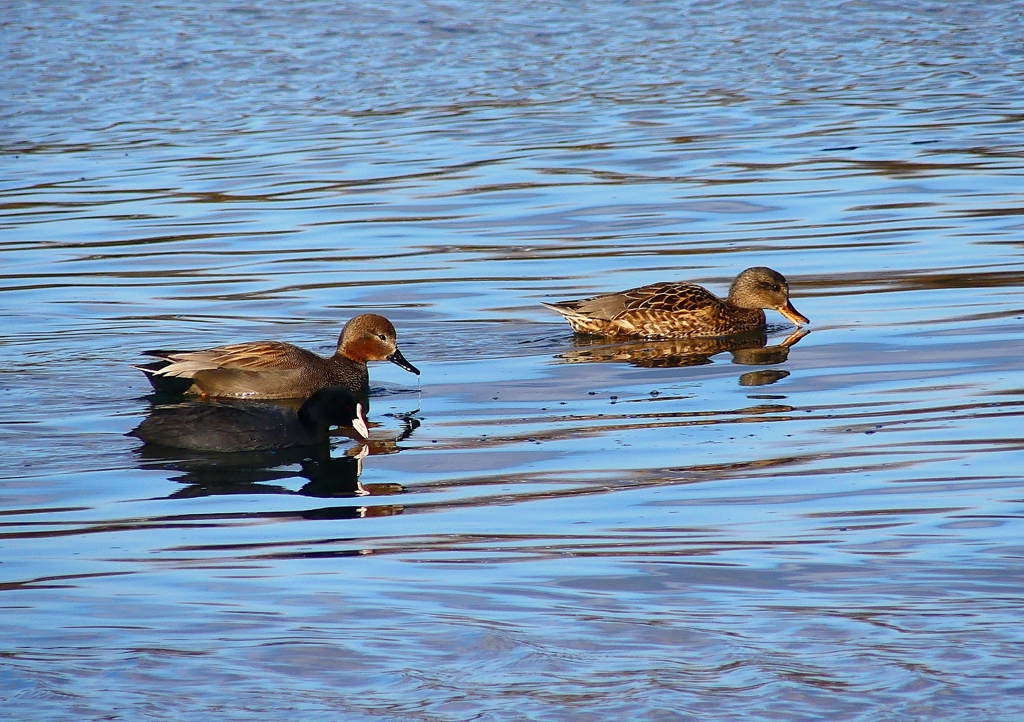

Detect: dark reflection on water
[136,445,369,499]
[739,368,789,386]
[558,328,807,369]
[4,0,1024,719]
[130,395,419,498]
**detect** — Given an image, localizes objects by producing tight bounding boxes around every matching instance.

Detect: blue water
[3,1,1024,719]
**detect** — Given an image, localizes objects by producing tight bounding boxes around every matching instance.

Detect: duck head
[727,267,809,326]
[337,313,420,375]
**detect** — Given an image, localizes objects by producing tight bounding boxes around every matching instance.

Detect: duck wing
[609,282,721,316]
[145,341,318,378]
[558,282,721,320]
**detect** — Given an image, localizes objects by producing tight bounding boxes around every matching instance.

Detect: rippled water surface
[4,1,1024,719]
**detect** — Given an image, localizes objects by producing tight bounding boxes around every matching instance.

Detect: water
[3,1,1024,718]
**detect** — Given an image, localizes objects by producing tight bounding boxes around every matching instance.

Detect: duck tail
[541,300,581,317]
[542,301,604,334]
[132,360,195,394]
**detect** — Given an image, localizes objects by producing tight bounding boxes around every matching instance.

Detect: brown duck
[543,267,808,338]
[136,313,419,399]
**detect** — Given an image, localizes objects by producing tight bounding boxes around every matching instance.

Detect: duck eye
[377,333,387,341]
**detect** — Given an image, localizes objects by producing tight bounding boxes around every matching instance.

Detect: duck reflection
[136,441,388,496]
[557,329,807,382]
[128,387,369,452]
[136,445,404,518]
[130,396,419,504]
[738,369,790,386]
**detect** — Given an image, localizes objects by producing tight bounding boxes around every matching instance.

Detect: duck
[135,313,419,399]
[542,267,808,338]
[128,385,370,452]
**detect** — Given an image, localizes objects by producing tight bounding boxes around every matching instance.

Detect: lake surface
[3,1,1024,719]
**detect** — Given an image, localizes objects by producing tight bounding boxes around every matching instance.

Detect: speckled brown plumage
[543,267,808,338]
[136,313,419,400]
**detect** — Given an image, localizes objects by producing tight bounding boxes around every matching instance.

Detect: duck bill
[777,301,809,326]
[351,403,370,441]
[387,348,420,375]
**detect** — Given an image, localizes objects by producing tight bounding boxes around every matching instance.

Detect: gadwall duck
[543,267,808,338]
[136,313,419,399]
[128,386,369,452]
